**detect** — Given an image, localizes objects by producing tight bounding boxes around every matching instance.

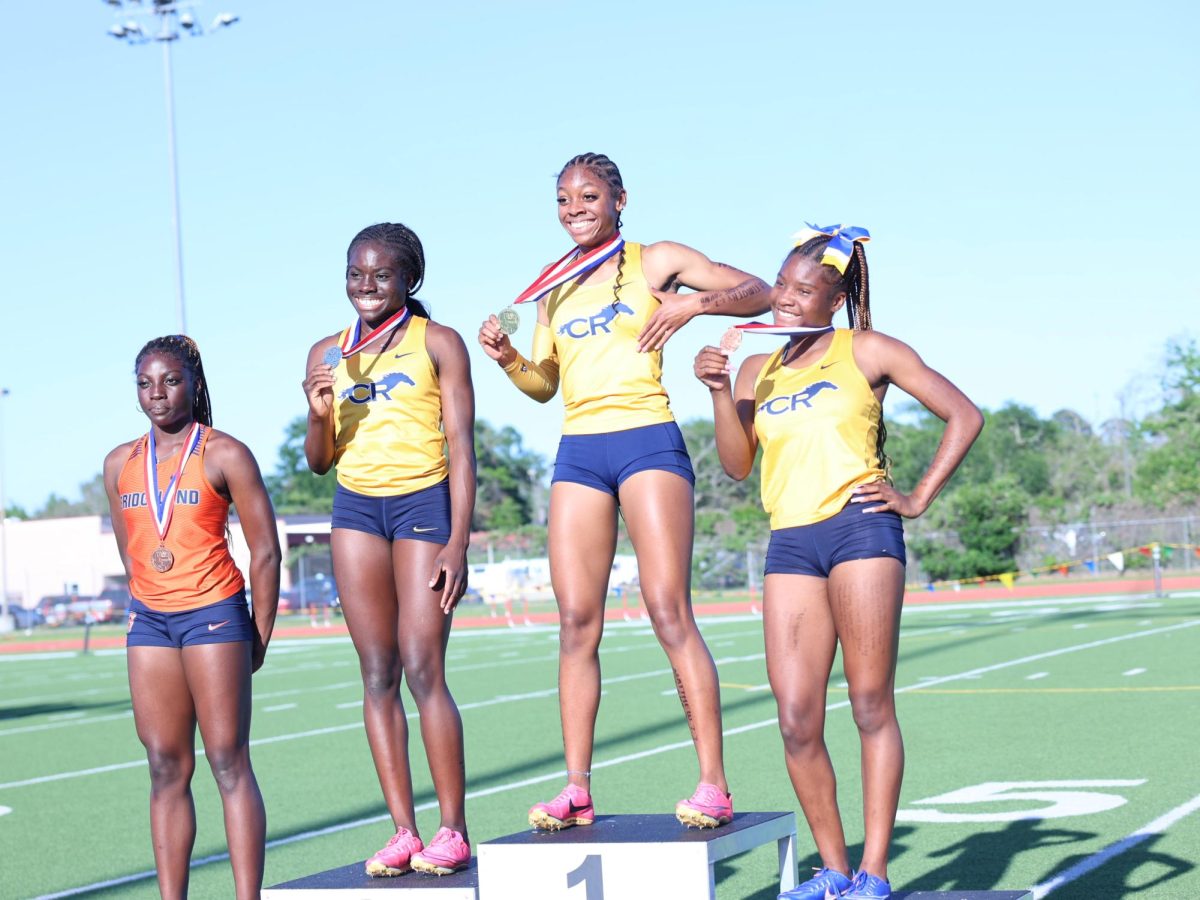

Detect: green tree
[33,474,110,519]
[473,420,546,531]
[908,476,1028,581]
[266,417,337,514]
[1135,338,1200,506]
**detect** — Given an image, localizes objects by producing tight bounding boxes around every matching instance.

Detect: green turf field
[1,588,1198,899]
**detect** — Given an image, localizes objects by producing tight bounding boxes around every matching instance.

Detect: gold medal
[151,545,175,573]
[497,306,520,336]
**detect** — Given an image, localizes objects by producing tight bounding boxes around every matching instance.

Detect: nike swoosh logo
[413,526,437,533]
[208,620,230,632]
[568,801,590,814]
[394,352,416,359]
[819,361,839,370]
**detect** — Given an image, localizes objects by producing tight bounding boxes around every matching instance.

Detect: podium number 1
[567,854,603,898]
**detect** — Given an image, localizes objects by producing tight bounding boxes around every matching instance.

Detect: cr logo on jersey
[340,372,415,404]
[558,302,635,339]
[758,380,839,415]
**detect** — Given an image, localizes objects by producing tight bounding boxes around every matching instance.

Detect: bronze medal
[151,545,174,573]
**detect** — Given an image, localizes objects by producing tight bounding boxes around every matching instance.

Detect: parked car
[8,605,46,629]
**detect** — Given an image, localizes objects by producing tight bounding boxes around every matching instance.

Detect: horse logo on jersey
[557,301,635,339]
[758,380,839,415]
[340,372,416,404]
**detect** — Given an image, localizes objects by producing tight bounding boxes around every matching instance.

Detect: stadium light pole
[104,1,240,335]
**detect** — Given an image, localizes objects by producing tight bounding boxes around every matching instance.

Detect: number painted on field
[566,854,603,898]
[896,779,1146,823]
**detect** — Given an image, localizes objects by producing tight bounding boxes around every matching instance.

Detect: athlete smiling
[478,152,770,831]
[694,227,982,899]
[303,222,476,877]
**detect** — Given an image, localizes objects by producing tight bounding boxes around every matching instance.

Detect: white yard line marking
[1032,792,1200,898]
[262,703,297,713]
[1026,672,1049,680]
[1123,667,1146,676]
[10,620,1196,793]
[31,618,1200,899]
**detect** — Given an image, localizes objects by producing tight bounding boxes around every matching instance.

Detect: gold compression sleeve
[501,321,560,402]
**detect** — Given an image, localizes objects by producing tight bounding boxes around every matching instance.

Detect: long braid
[347,222,429,318]
[790,236,888,476]
[135,334,213,426]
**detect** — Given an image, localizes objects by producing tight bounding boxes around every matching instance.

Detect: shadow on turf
[0,698,131,722]
[1038,830,1193,899]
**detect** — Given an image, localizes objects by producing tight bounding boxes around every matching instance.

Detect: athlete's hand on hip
[430,544,468,614]
[302,363,336,418]
[851,481,927,519]
[478,316,517,367]
[693,345,732,392]
[639,283,697,352]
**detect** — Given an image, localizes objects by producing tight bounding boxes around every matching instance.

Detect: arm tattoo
[700,278,761,309]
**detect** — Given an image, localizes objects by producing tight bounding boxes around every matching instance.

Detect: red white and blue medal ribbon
[331,306,412,363]
[512,234,625,305]
[734,322,835,337]
[145,422,203,545]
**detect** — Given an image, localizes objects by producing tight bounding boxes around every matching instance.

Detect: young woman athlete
[478,152,770,830]
[303,222,476,876]
[103,335,281,900]
[694,227,983,899]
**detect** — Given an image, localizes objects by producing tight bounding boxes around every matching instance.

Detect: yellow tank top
[754,329,886,528]
[545,242,674,434]
[332,316,448,496]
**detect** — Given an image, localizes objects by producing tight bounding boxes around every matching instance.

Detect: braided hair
[788,236,889,476]
[346,222,430,318]
[557,152,627,309]
[789,235,871,331]
[134,335,213,426]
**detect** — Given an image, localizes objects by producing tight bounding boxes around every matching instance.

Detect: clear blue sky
[0,0,1195,511]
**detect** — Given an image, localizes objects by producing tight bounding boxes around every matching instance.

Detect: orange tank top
[117,427,245,612]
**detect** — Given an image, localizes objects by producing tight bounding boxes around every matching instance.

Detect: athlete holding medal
[478,153,771,831]
[103,335,281,900]
[303,223,476,877]
[694,227,982,900]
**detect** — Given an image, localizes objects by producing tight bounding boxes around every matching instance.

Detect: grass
[1,587,1198,898]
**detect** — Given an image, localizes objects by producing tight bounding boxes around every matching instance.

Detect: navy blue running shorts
[126,591,254,649]
[552,421,695,496]
[764,500,906,578]
[331,478,451,544]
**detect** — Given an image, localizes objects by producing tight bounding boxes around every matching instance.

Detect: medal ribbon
[145,422,204,544]
[512,234,625,305]
[734,322,836,337]
[336,305,412,359]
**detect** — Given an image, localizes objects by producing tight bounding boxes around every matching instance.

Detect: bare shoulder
[738,351,774,379]
[425,319,467,348]
[103,439,138,477]
[851,329,913,355]
[204,429,258,467]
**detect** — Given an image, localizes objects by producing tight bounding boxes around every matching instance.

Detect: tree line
[13,339,1197,584]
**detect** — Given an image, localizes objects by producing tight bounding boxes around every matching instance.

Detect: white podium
[477,811,797,900]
